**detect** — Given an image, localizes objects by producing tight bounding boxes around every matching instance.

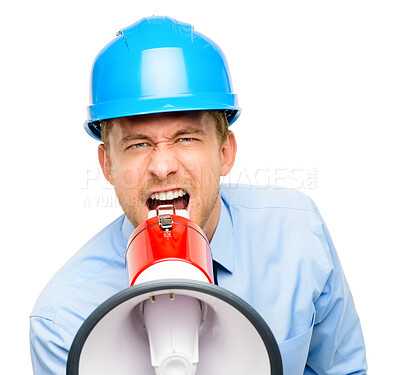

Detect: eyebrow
[119,127,207,146]
[173,127,207,138]
[120,133,152,143]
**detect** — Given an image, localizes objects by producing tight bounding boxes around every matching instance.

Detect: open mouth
[147,189,189,211]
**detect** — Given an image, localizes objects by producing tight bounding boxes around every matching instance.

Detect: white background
[1,1,399,373]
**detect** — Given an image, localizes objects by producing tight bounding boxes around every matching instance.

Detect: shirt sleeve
[30,315,72,375]
[305,217,368,374]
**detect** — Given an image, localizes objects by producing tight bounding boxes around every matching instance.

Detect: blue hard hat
[84,16,241,140]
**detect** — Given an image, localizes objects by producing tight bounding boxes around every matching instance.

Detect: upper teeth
[150,189,187,201]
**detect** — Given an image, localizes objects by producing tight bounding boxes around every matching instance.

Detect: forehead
[110,111,214,140]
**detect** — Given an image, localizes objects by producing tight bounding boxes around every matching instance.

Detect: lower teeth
[148,195,188,211]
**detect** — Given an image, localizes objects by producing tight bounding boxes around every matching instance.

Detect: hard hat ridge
[84,16,241,141]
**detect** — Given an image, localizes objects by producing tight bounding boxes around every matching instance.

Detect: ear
[98,144,114,185]
[220,131,237,176]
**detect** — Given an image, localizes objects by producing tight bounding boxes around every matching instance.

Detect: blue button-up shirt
[30,185,367,374]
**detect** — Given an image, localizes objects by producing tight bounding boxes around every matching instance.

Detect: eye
[128,142,150,150]
[177,137,195,143]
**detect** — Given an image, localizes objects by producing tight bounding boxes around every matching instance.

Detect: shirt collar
[210,197,234,273]
[121,215,135,248]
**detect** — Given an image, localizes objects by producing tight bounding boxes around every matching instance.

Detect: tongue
[149,196,187,210]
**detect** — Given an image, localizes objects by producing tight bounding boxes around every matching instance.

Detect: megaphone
[67,206,283,375]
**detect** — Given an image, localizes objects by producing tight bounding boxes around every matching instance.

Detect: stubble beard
[115,178,221,230]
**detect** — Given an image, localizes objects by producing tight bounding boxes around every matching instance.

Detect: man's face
[98,111,236,240]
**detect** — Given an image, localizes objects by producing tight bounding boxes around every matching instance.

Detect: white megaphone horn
[67,205,283,375]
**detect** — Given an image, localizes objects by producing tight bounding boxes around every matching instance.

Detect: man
[30,16,367,374]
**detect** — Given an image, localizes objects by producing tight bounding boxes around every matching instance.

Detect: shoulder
[219,185,336,316]
[220,184,317,213]
[220,184,331,269]
[30,215,129,335]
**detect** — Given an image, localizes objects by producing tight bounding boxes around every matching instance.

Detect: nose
[147,145,179,181]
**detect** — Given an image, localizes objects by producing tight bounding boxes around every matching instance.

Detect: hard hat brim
[84,93,240,141]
